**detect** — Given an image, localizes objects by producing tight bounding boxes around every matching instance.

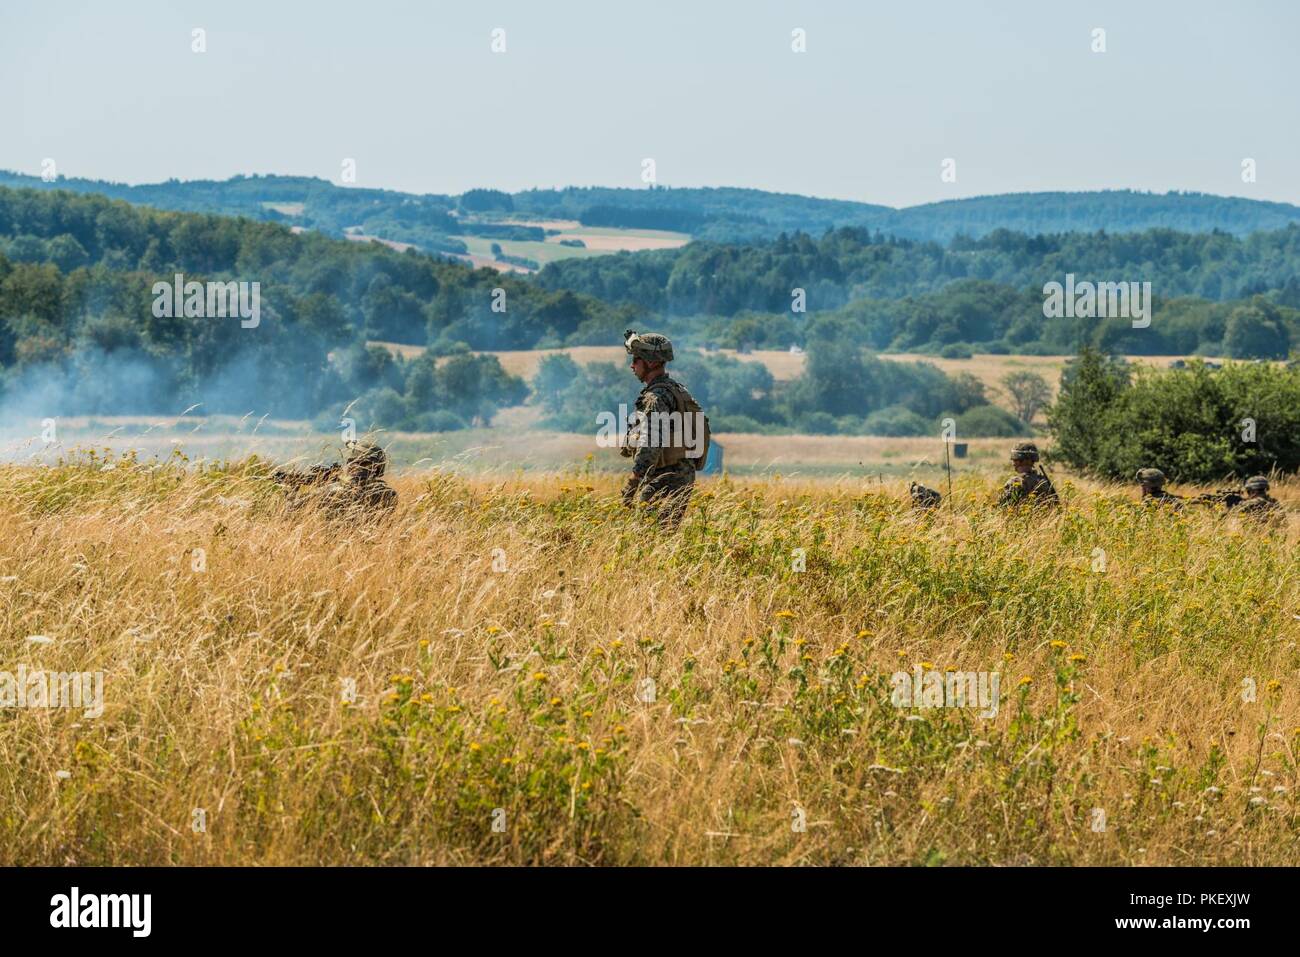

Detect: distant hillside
[892,191,1300,242]
[3,171,1299,248]
[516,186,1300,243]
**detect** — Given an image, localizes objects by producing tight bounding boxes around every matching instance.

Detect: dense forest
[538,226,1300,355]
[4,183,1300,438]
[538,226,1300,312]
[0,186,638,426]
[0,186,1019,434]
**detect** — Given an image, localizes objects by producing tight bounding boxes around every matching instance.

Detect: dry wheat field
[1,452,1298,866]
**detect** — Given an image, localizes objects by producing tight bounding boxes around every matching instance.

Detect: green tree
[1223,299,1289,358]
[1046,349,1130,472]
[1000,370,1052,424]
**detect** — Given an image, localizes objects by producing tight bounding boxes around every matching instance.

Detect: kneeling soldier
[1238,475,1283,521]
[1136,468,1183,509]
[909,482,942,510]
[996,442,1059,508]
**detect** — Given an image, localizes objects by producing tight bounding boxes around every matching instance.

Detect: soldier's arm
[631,389,669,476]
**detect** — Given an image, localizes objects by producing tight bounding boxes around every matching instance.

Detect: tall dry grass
[1,451,1297,865]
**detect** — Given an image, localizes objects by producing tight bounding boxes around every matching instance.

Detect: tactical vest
[641,377,711,470]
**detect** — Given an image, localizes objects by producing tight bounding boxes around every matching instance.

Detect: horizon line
[0,168,1292,215]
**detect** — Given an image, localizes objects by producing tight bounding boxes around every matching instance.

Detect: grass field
[0,455,1296,865]
[369,346,1226,418]
[458,225,690,272]
[1,417,1023,480]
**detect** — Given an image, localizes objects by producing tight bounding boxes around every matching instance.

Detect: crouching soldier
[1136,468,1183,509]
[620,330,710,531]
[275,441,397,521]
[996,442,1059,508]
[1238,475,1284,523]
[909,482,942,510]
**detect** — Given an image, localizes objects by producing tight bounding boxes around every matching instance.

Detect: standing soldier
[620,329,709,530]
[1135,468,1183,509]
[1237,475,1283,520]
[996,442,1059,508]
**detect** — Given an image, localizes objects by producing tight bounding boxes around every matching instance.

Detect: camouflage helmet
[1244,475,1270,492]
[1135,467,1166,487]
[346,440,388,476]
[1009,442,1040,462]
[624,329,674,364]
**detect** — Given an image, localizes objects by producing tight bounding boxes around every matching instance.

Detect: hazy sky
[3,0,1296,207]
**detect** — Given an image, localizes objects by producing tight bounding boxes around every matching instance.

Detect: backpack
[656,379,711,471]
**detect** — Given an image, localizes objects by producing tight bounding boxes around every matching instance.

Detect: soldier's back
[1238,495,1282,520]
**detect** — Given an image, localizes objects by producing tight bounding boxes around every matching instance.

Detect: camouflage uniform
[621,331,699,531]
[996,442,1059,508]
[909,482,941,509]
[1136,468,1184,510]
[1238,475,1283,522]
[277,441,397,521]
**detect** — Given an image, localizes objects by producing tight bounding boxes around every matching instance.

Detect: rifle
[272,463,341,489]
[1034,461,1061,506]
[1189,487,1244,510]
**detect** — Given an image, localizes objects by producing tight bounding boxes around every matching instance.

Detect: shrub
[1048,349,1300,481]
[956,404,1026,437]
[796,411,839,435]
[862,406,930,436]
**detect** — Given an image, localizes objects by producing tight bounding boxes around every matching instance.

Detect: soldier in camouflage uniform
[1237,475,1283,521]
[996,442,1059,508]
[1136,468,1184,509]
[620,330,704,531]
[909,482,942,510]
[275,440,397,521]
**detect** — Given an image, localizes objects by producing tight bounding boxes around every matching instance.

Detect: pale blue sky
[3,0,1296,207]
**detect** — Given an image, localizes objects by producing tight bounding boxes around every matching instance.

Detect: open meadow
[371,346,1237,414]
[1,455,1297,865]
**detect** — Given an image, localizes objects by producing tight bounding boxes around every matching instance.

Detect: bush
[537,360,628,432]
[796,411,839,435]
[1047,349,1300,481]
[938,342,974,359]
[956,405,1026,437]
[352,387,410,431]
[862,406,930,436]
